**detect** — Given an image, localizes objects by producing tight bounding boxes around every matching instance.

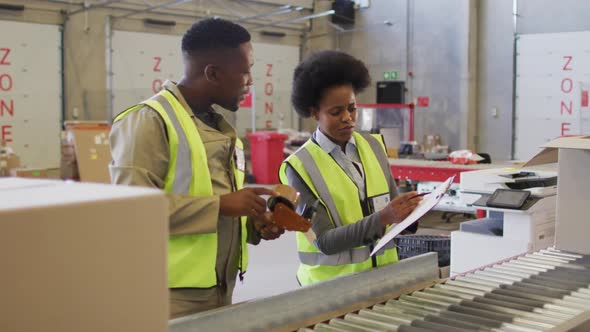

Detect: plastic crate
[393,235,450,267]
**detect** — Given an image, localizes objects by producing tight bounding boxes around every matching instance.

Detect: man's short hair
[182,18,251,55]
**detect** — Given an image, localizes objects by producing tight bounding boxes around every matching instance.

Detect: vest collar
[162,80,236,139]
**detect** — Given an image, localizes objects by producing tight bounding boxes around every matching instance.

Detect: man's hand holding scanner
[253,211,285,240]
[219,187,278,218]
[219,187,285,241]
[378,191,423,227]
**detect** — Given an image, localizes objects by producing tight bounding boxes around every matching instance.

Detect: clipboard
[370,175,456,256]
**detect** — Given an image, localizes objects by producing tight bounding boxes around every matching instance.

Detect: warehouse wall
[8,1,590,160]
[65,10,302,122]
[305,0,478,152]
[0,2,63,25]
[476,0,590,160]
[411,0,477,152]
[309,0,590,161]
[0,1,304,123]
[476,0,514,160]
[517,0,590,34]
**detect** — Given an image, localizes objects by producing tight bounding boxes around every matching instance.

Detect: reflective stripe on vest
[279,132,398,285]
[114,89,248,288]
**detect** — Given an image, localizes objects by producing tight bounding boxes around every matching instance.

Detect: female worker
[279,50,422,286]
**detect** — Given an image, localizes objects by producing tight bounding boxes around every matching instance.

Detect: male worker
[109,18,284,318]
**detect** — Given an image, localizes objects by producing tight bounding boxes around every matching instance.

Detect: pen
[410,192,430,199]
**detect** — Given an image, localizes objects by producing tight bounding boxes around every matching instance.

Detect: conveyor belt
[170,253,440,332]
[299,248,590,332]
[169,249,590,332]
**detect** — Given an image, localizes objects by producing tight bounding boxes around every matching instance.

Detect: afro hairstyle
[182,18,251,55]
[291,50,371,118]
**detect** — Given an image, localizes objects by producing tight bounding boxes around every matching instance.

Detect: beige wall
[77,10,301,122]
[0,2,63,25]
[1,1,303,123]
[64,11,108,121]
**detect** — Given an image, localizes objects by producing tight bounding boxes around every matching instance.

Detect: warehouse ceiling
[25,0,318,32]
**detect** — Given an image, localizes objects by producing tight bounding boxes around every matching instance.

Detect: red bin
[247,132,288,184]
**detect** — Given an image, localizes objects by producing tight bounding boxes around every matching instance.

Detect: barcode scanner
[266,184,314,232]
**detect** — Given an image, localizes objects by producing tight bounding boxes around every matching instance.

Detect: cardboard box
[60,130,78,180]
[0,140,20,177]
[0,178,168,332]
[0,154,19,176]
[525,135,590,254]
[386,147,398,159]
[61,122,111,183]
[11,168,49,179]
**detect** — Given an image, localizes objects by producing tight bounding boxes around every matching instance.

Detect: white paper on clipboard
[370,175,456,256]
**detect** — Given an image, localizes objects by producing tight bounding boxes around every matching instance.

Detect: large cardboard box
[0,178,168,332]
[525,135,590,254]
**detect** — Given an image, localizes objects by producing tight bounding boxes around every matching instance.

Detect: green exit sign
[383,71,398,80]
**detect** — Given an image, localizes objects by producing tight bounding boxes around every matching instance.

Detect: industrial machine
[452,167,558,275]
[459,167,558,205]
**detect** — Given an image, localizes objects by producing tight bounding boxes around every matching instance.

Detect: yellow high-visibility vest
[279,132,398,286]
[115,89,248,288]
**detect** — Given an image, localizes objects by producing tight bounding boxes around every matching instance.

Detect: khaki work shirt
[109,81,259,314]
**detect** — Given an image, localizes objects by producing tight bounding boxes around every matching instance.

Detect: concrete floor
[233,231,300,303]
[232,211,468,303]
